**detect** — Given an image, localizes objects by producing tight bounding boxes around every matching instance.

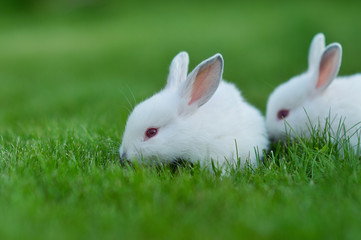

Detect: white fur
[266,33,361,151]
[120,52,269,168]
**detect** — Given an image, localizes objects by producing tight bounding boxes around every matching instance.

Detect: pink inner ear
[188,65,213,105]
[316,50,338,88]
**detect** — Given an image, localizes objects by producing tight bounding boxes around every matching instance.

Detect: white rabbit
[266,33,361,151]
[120,52,269,168]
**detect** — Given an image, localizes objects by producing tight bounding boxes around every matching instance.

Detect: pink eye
[145,128,158,140]
[277,109,289,120]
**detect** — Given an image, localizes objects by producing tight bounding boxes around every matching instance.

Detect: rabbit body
[120,52,269,167]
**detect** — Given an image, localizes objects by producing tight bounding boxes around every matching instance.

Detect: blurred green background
[1,0,361,132]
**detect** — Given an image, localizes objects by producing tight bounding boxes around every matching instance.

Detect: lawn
[1,0,361,239]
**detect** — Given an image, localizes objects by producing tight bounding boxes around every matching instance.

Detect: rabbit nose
[121,152,127,160]
[120,152,133,167]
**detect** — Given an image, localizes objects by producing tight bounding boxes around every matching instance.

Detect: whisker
[127,85,138,107]
[119,86,136,114]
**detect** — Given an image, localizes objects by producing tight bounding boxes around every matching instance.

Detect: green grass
[1,1,361,239]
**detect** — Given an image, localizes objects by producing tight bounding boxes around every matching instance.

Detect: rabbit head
[120,52,223,164]
[266,33,342,140]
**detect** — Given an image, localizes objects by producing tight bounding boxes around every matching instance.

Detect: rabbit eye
[277,109,289,120]
[145,128,158,140]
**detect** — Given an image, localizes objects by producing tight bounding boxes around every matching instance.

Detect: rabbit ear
[308,33,326,71]
[178,54,223,114]
[314,43,342,90]
[166,52,189,89]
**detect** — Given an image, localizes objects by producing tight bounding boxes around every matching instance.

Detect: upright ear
[308,33,326,71]
[178,54,223,114]
[314,43,342,91]
[166,51,189,89]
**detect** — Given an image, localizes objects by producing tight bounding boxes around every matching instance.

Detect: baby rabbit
[266,33,361,151]
[120,52,269,168]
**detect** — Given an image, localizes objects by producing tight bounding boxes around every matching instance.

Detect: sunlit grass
[1,120,361,239]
